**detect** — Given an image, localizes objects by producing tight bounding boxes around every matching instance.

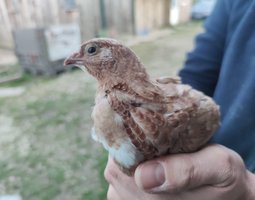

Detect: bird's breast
[91,95,144,168]
[92,96,126,146]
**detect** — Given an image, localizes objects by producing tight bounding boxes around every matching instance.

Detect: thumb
[134,145,242,193]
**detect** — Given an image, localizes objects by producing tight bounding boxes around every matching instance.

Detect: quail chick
[64,38,220,176]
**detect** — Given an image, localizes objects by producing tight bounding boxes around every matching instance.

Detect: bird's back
[153,76,220,154]
[103,76,219,162]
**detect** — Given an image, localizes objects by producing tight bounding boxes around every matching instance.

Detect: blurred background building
[0,0,194,49]
[0,0,216,76]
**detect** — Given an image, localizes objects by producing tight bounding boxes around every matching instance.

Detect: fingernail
[135,162,165,190]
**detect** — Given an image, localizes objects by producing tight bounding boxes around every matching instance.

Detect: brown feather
[64,38,220,175]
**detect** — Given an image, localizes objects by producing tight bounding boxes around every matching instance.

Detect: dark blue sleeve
[179,0,232,96]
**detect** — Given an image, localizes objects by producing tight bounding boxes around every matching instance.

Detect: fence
[0,0,79,49]
[0,0,192,49]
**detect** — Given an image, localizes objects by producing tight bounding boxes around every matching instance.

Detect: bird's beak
[64,51,84,66]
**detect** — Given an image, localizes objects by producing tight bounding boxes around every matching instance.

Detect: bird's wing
[130,76,190,104]
[129,76,219,154]
[129,79,166,103]
[107,80,192,156]
[128,95,214,154]
[129,106,165,138]
[108,92,159,159]
[127,104,194,151]
[156,76,181,84]
[155,76,220,153]
[108,78,219,157]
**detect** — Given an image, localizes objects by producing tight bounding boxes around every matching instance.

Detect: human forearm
[179,0,231,96]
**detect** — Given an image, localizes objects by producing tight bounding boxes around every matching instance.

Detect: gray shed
[13,24,81,75]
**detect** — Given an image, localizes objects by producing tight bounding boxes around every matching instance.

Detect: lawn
[0,21,203,200]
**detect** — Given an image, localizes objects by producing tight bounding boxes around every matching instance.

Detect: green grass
[0,21,202,200]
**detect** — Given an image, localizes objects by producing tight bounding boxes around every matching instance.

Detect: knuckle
[165,156,195,192]
[214,145,240,185]
[104,163,119,184]
[107,185,116,200]
[216,146,235,169]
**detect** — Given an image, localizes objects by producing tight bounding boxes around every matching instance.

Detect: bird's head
[64,38,148,83]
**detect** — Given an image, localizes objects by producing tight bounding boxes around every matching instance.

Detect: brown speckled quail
[64,38,220,176]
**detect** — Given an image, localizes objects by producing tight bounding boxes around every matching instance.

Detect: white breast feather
[91,127,143,168]
[91,94,144,168]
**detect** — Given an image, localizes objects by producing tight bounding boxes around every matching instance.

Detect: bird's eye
[88,46,96,54]
[85,44,98,55]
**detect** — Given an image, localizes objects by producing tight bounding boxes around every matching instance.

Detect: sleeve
[179,0,232,97]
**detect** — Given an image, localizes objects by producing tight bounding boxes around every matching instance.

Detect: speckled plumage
[64,38,220,176]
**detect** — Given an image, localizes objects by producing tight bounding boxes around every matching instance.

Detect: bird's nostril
[64,57,74,65]
[63,51,84,66]
[73,52,81,58]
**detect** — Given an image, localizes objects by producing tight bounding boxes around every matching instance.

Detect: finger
[104,156,121,185]
[135,144,243,193]
[105,157,148,200]
[107,185,120,200]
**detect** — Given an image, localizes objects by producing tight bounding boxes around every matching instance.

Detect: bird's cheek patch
[100,48,113,60]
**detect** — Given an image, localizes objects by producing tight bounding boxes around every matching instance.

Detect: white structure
[170,0,192,26]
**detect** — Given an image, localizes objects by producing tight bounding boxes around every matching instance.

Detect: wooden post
[131,0,135,35]
[79,0,101,40]
[100,0,107,30]
[0,0,11,31]
[0,0,13,48]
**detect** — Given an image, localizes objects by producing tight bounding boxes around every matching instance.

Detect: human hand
[105,145,255,200]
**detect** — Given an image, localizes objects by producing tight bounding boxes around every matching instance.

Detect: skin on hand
[105,144,255,200]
